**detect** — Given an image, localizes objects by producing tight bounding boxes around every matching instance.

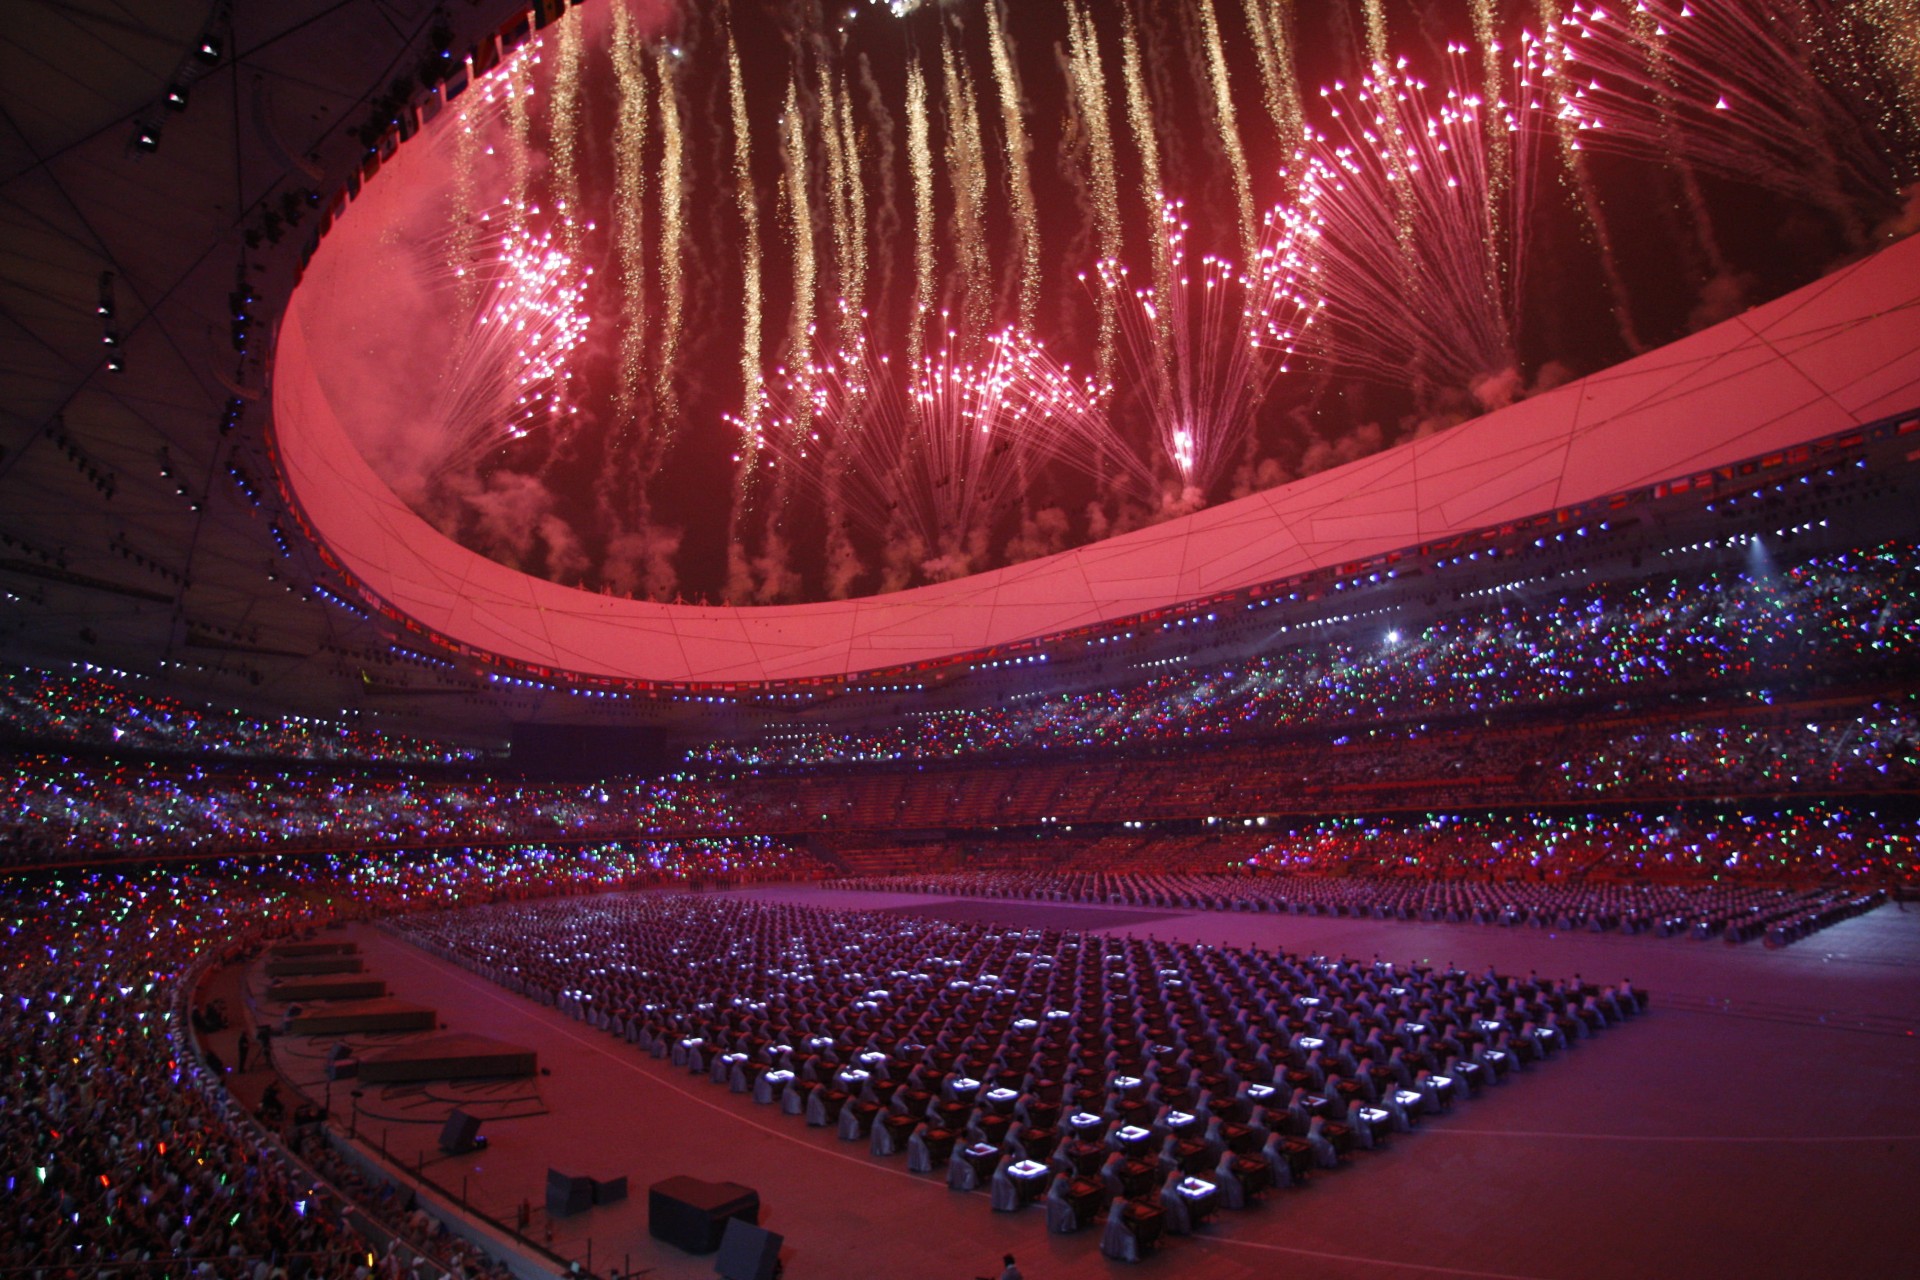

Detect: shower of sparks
[1545,0,1918,244]
[1097,201,1299,504]
[425,206,592,480]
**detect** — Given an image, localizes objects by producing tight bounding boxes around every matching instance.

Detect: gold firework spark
[728,32,765,479]
[654,44,687,422]
[549,10,585,261]
[985,0,1040,330]
[1197,0,1257,267]
[781,74,818,439]
[610,2,650,428]
[1242,0,1305,173]
[1121,14,1173,376]
[1064,0,1121,387]
[906,56,937,360]
[941,33,993,345]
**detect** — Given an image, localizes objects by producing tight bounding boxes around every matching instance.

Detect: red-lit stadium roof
[278,165,1920,684]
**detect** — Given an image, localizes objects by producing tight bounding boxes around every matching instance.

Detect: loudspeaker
[713,1219,783,1280]
[439,1110,482,1155]
[546,1169,594,1218]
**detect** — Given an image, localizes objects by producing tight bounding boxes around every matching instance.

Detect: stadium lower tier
[3,690,1916,865]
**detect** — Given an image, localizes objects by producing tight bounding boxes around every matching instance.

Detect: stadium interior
[2,2,1917,1278]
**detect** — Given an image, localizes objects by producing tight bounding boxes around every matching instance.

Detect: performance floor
[279,887,1920,1280]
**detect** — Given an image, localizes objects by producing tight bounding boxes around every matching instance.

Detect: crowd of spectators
[0,664,485,765]
[692,542,1920,768]
[828,802,1916,886]
[4,693,1910,868]
[0,843,819,1280]
[0,758,744,863]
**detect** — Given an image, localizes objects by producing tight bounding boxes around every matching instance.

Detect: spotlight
[132,126,161,153]
[195,36,222,66]
[164,84,190,111]
[106,354,126,373]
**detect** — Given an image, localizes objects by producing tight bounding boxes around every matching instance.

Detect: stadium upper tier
[275,110,1920,687]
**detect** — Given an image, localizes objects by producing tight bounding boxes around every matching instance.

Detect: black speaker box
[714,1219,783,1280]
[439,1110,482,1155]
[546,1169,594,1218]
[648,1177,759,1253]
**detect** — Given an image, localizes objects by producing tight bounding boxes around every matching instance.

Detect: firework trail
[447,80,485,316]
[942,34,996,346]
[549,12,586,261]
[1121,15,1174,384]
[1197,0,1259,266]
[1471,0,1511,276]
[1241,0,1306,185]
[985,0,1041,330]
[820,60,868,334]
[1274,44,1551,396]
[422,208,592,481]
[1063,0,1123,387]
[1532,0,1644,354]
[906,56,936,362]
[781,74,819,396]
[653,44,687,420]
[610,5,650,430]
[1098,201,1295,505]
[1547,0,1917,245]
[503,49,535,219]
[727,30,766,502]
[854,54,901,339]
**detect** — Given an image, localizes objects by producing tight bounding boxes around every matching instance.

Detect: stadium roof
[281,147,1920,683]
[6,0,1919,734]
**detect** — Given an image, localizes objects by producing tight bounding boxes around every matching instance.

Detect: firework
[423,206,592,480]
[1064,0,1123,386]
[1197,0,1259,266]
[610,6,650,428]
[728,31,765,464]
[732,309,1131,573]
[653,43,686,421]
[1544,0,1916,241]
[1267,42,1554,394]
[985,0,1041,329]
[1242,0,1306,170]
[1099,201,1300,504]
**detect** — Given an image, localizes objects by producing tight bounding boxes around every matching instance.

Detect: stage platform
[265,954,366,978]
[357,1033,537,1083]
[268,975,388,1002]
[267,898,1920,1280]
[288,999,438,1036]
